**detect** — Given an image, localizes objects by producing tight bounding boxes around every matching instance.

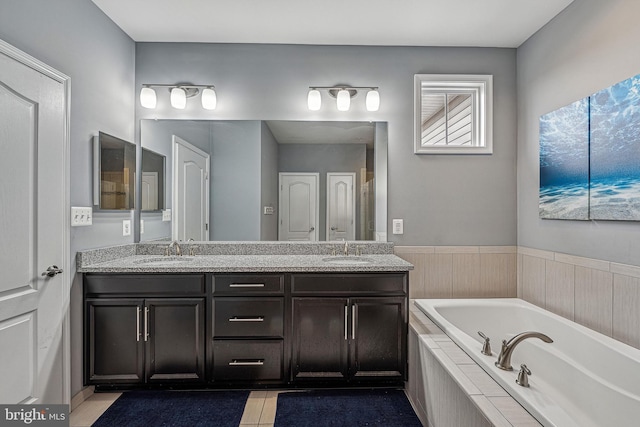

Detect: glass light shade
[140,87,157,109]
[336,89,350,111]
[307,89,321,111]
[366,90,380,111]
[201,87,217,110]
[170,87,187,109]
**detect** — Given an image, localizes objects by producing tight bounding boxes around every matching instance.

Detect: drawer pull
[229,316,265,322]
[229,283,265,288]
[229,359,264,366]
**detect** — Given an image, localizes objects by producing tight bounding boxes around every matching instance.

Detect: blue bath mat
[274,389,422,427]
[92,390,250,427]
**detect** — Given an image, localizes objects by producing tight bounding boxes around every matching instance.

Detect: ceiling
[92,0,574,48]
[266,121,375,147]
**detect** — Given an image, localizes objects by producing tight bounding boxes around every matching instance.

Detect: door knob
[309,227,315,232]
[330,226,337,230]
[42,265,63,277]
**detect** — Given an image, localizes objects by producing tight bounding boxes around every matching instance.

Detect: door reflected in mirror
[141,148,165,211]
[139,120,387,242]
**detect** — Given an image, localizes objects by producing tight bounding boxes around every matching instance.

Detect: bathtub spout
[495,331,553,371]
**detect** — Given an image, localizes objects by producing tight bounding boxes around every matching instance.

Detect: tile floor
[70,390,283,427]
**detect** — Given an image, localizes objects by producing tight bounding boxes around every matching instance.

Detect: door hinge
[206,223,209,231]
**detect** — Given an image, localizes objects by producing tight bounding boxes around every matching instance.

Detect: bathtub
[414,298,640,427]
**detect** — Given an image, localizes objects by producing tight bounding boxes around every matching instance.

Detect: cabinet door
[145,298,206,383]
[292,298,349,381]
[86,299,144,384]
[350,297,406,380]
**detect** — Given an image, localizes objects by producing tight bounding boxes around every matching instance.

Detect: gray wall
[260,122,279,240]
[517,0,640,266]
[210,121,262,240]
[279,144,367,240]
[135,43,518,246]
[0,0,135,397]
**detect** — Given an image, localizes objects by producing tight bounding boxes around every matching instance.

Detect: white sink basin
[134,256,195,266]
[322,256,373,265]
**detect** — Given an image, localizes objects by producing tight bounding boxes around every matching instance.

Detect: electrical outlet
[162,209,171,222]
[122,219,131,236]
[71,207,92,226]
[263,206,274,215]
[392,219,404,235]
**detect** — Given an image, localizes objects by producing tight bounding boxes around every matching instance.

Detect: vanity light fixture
[307,86,380,112]
[140,84,217,110]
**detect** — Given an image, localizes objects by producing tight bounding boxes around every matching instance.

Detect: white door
[141,171,159,211]
[327,173,356,241]
[0,40,70,404]
[279,173,319,241]
[172,136,209,241]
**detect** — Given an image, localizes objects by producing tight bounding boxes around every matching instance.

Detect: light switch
[263,206,274,215]
[162,209,171,222]
[140,220,145,234]
[122,219,131,236]
[392,219,404,235]
[71,207,92,226]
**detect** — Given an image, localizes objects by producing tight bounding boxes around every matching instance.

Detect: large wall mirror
[138,120,387,242]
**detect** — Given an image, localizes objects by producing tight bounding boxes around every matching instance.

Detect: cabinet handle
[229,316,264,322]
[144,306,149,342]
[344,305,348,340]
[229,283,265,288]
[351,304,356,340]
[229,359,264,366]
[136,307,141,342]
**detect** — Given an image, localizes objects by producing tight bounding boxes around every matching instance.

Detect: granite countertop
[77,254,412,273]
[76,242,413,273]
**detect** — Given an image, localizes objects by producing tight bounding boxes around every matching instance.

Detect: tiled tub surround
[518,246,640,352]
[408,303,540,427]
[396,245,640,353]
[77,241,410,273]
[394,246,518,299]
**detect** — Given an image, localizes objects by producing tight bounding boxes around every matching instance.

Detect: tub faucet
[166,240,182,256]
[495,331,553,371]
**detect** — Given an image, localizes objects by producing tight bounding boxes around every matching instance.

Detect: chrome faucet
[166,240,182,256]
[495,331,553,371]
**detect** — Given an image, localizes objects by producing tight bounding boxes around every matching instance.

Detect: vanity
[78,242,412,390]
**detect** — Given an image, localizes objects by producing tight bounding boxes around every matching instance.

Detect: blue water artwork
[539,98,590,220]
[589,74,640,221]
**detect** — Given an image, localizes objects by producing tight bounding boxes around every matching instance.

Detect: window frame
[414,74,493,154]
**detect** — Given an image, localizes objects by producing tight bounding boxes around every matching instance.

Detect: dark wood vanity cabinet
[84,270,408,388]
[211,274,286,384]
[291,273,407,385]
[84,275,206,385]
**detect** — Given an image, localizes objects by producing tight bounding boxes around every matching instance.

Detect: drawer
[85,274,205,296]
[213,340,283,381]
[213,274,284,295]
[214,298,283,338]
[291,273,407,295]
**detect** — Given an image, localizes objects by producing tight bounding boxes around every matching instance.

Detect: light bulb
[307,89,321,111]
[140,87,157,109]
[366,90,380,112]
[336,89,350,111]
[170,87,187,109]
[201,87,217,110]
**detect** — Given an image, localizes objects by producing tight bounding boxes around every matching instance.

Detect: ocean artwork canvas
[539,98,590,220]
[589,74,640,221]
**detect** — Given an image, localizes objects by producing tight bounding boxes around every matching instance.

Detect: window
[414,74,492,154]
